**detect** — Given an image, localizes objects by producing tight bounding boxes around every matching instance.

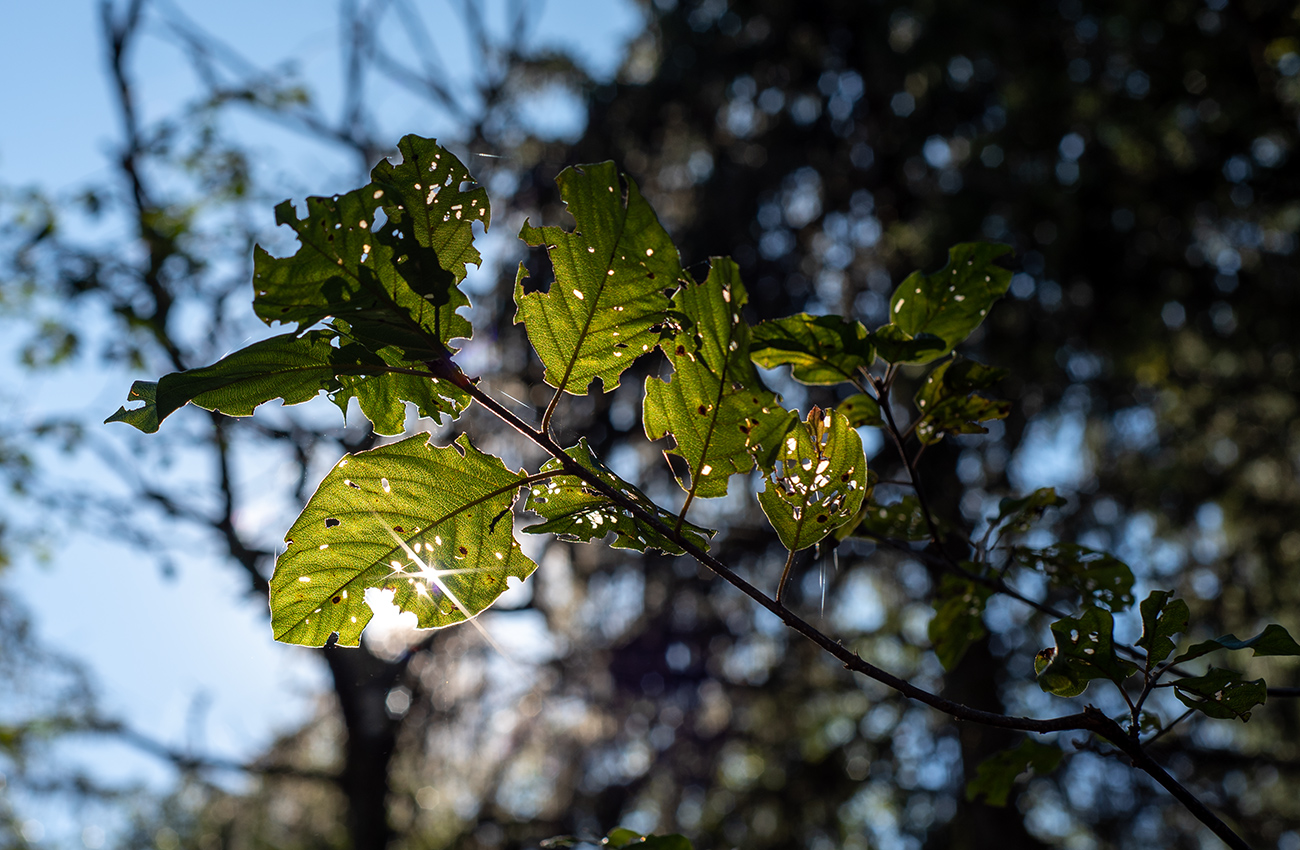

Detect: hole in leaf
[325,518,340,528]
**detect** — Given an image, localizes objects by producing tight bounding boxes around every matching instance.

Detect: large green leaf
[758,408,868,552]
[888,243,1013,364]
[253,138,484,361]
[750,313,873,385]
[912,356,1010,445]
[1172,668,1267,721]
[269,434,535,646]
[965,738,1064,807]
[1136,590,1189,667]
[515,162,680,395]
[1015,544,1135,612]
[643,259,796,499]
[929,575,993,671]
[523,439,712,555]
[105,330,468,436]
[1173,623,1300,664]
[1034,607,1138,697]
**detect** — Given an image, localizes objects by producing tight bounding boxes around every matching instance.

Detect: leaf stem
[776,548,797,604]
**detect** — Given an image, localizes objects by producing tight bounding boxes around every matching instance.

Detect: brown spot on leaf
[332,596,342,604]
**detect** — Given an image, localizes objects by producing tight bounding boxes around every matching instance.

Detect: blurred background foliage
[2,0,1299,849]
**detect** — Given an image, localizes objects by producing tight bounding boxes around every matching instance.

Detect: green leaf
[888,242,1013,364]
[106,330,468,437]
[870,323,946,365]
[1173,623,1300,664]
[370,134,491,285]
[331,336,470,435]
[912,356,1010,445]
[524,439,712,555]
[515,161,680,395]
[965,738,1064,807]
[1034,607,1139,697]
[929,575,993,671]
[1172,668,1267,721]
[253,191,460,361]
[1015,544,1135,611]
[758,407,868,552]
[839,393,884,427]
[104,380,160,433]
[994,488,1067,535]
[643,258,796,498]
[854,494,929,541]
[749,313,874,385]
[269,433,536,646]
[1136,590,1189,667]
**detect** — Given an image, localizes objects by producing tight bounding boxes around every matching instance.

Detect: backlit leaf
[1016,544,1135,611]
[524,438,712,554]
[966,738,1064,806]
[1035,607,1138,697]
[1172,668,1267,721]
[929,575,993,671]
[1173,623,1300,664]
[269,434,535,646]
[252,138,485,362]
[889,243,1013,364]
[750,313,873,385]
[913,356,1010,445]
[644,258,796,498]
[515,162,680,396]
[106,330,468,436]
[839,393,884,427]
[1136,590,1189,667]
[758,407,868,552]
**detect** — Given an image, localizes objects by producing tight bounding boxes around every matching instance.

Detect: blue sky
[0,0,642,836]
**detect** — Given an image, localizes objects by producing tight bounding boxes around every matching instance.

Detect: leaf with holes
[370,134,490,284]
[838,393,884,428]
[993,488,1067,536]
[1173,623,1300,664]
[1172,668,1267,721]
[888,243,1013,364]
[912,356,1010,444]
[106,330,468,436]
[854,494,929,541]
[1016,544,1135,612]
[966,738,1064,807]
[524,439,712,555]
[644,259,796,499]
[515,161,681,396]
[1034,607,1138,697]
[758,407,868,552]
[750,313,874,385]
[269,433,535,646]
[930,575,994,671]
[253,138,484,362]
[1137,590,1189,667]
